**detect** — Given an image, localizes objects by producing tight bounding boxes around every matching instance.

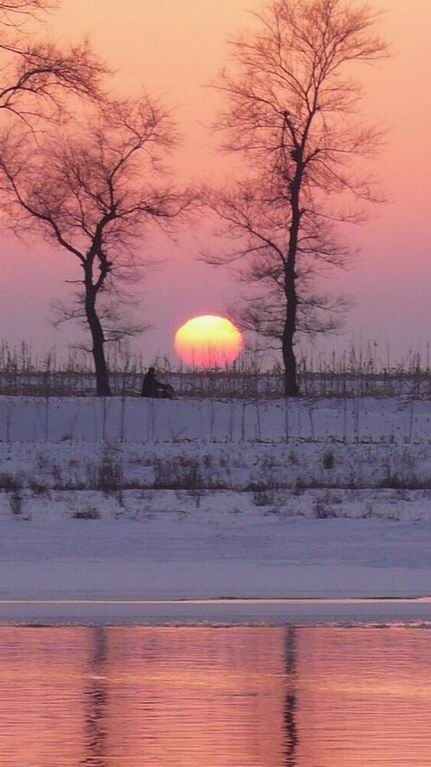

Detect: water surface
[0,625,430,766]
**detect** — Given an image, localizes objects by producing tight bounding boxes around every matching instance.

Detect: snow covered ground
[1,394,431,443]
[1,394,431,618]
[0,513,431,623]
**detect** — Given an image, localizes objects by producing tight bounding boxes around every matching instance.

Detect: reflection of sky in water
[0,626,430,766]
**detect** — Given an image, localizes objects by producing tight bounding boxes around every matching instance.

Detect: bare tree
[0,1,105,126]
[207,0,387,395]
[0,97,192,395]
[0,1,49,25]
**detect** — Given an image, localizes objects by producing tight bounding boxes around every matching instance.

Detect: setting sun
[174,315,243,368]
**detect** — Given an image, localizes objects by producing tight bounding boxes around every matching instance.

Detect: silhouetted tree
[0,98,191,395]
[207,0,387,395]
[0,1,105,125]
[0,1,47,14]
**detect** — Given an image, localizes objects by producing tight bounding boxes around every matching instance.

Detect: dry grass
[0,339,430,399]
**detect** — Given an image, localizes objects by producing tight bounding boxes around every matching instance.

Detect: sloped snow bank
[1,395,431,608]
[1,395,431,519]
[1,487,431,523]
[0,394,430,444]
[1,440,431,505]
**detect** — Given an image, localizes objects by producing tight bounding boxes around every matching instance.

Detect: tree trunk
[283,163,302,397]
[85,290,111,396]
[282,273,300,397]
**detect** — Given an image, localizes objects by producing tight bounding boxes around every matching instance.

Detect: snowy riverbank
[1,394,430,443]
[1,513,431,624]
[1,395,431,611]
[1,395,431,504]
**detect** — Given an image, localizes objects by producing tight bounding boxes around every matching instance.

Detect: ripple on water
[0,625,430,766]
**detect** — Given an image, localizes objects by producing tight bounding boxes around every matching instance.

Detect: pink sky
[1,0,430,367]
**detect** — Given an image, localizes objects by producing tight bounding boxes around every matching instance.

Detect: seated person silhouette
[141,367,174,398]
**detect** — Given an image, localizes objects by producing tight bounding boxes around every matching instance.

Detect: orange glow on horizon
[174,315,243,368]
